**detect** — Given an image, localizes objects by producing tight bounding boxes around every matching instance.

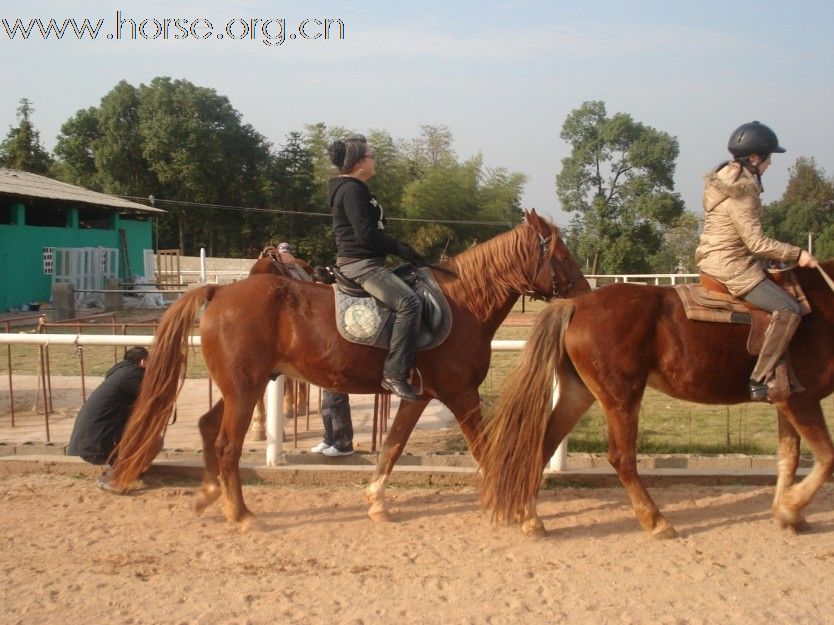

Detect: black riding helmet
[727,121,786,158]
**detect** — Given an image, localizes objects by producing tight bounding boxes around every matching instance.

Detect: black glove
[397,242,425,266]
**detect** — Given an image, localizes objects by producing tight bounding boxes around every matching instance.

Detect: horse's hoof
[521,519,547,537]
[651,523,678,540]
[194,484,221,514]
[249,429,266,442]
[239,512,260,532]
[368,501,392,523]
[775,507,807,532]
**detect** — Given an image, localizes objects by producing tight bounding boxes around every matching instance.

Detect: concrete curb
[0,454,809,489]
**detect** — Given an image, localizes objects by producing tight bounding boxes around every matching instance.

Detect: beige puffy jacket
[695,162,802,297]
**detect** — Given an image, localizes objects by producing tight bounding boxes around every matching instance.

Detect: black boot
[748,378,768,402]
[381,377,420,401]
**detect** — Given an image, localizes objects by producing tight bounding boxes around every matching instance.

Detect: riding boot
[748,310,801,401]
[382,295,422,401]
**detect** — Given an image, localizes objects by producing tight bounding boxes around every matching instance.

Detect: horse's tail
[480,299,575,522]
[111,285,216,490]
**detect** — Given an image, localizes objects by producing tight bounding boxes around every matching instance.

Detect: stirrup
[748,379,768,402]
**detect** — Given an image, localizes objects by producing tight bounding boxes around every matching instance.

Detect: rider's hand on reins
[799,250,819,269]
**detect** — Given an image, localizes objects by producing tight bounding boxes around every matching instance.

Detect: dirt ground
[2,473,834,625]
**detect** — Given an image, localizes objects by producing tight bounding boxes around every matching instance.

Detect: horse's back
[565,282,755,403]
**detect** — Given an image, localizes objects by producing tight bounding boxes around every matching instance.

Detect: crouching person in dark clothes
[67,346,162,489]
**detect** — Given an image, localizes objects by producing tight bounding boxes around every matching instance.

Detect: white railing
[587,273,698,286]
[0,333,565,470]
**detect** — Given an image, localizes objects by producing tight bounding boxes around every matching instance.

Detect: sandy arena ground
[2,473,834,625]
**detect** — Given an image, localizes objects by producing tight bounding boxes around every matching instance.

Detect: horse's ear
[523,208,531,223]
[526,208,546,233]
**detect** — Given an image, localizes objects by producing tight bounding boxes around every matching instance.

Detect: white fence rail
[587,273,699,285]
[0,333,566,469]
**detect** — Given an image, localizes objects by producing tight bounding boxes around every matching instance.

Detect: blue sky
[2,0,833,226]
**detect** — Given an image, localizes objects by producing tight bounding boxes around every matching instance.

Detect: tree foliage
[556,100,684,273]
[762,157,834,259]
[0,98,53,174]
[28,79,513,264]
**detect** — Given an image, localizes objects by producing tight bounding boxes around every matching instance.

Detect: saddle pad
[675,284,752,324]
[676,271,811,324]
[332,268,452,350]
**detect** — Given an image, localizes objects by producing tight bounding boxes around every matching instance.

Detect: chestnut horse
[111,210,590,528]
[480,265,834,538]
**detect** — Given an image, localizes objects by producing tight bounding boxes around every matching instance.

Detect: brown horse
[480,265,834,538]
[111,210,590,528]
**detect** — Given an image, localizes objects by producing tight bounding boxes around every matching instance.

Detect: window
[78,206,113,229]
[119,212,148,222]
[25,202,68,227]
[0,199,13,225]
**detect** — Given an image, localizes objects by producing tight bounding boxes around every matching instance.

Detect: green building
[0,168,164,312]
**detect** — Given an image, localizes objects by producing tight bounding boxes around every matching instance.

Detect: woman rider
[695,121,818,401]
[328,135,425,401]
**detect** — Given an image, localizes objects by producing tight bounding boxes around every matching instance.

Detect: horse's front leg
[366,398,430,522]
[772,399,834,530]
[597,387,677,539]
[772,406,802,525]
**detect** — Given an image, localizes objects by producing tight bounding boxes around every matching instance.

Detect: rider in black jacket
[328,135,425,401]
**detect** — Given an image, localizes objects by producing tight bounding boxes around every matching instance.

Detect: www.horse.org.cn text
[1,11,346,47]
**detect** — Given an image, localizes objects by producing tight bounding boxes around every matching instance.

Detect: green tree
[650,211,701,272]
[53,107,101,188]
[366,129,409,215]
[137,77,271,255]
[556,100,684,274]
[304,122,353,210]
[265,131,318,247]
[762,157,834,252]
[400,155,480,241]
[0,98,53,174]
[96,81,158,195]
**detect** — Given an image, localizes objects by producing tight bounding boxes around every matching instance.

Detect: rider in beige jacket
[695,121,818,401]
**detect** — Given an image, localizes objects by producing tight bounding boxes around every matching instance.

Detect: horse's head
[521,209,591,299]
[251,246,292,277]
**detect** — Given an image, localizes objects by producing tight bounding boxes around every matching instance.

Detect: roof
[0,168,164,214]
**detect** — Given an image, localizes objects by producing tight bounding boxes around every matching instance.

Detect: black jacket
[67,360,144,459]
[329,177,406,260]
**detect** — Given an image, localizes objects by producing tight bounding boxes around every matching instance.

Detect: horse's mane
[441,219,561,322]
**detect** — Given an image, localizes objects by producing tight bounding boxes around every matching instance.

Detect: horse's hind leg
[195,400,224,513]
[366,397,430,522]
[519,368,596,535]
[216,392,261,529]
[772,398,834,530]
[597,386,677,538]
[248,397,267,442]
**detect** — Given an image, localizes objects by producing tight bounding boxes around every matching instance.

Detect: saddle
[330,265,453,350]
[675,269,811,401]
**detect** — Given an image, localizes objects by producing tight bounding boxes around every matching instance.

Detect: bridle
[523,227,584,300]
